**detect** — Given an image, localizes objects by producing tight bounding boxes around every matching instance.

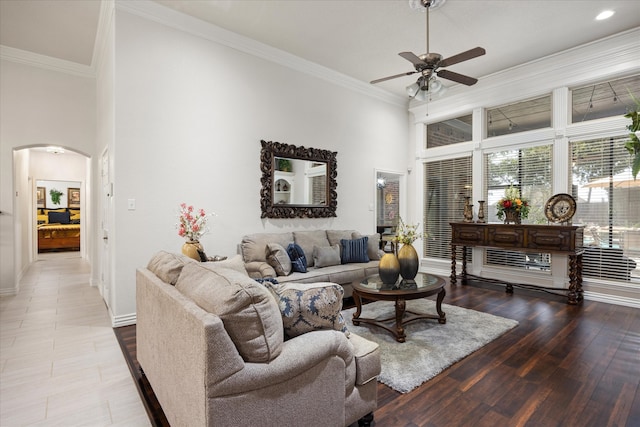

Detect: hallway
[0,253,149,426]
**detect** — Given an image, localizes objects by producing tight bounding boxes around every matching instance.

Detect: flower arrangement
[177,203,213,242]
[496,185,529,220]
[395,217,422,245]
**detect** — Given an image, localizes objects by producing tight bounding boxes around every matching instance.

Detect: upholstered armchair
[136,252,381,427]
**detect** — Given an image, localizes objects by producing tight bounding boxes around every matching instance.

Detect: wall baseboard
[111,313,136,328]
[583,291,640,309]
[0,287,18,296]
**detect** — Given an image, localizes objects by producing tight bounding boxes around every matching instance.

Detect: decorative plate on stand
[544,193,576,223]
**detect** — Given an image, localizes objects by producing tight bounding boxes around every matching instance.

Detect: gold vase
[398,243,419,283]
[504,209,521,225]
[182,240,203,261]
[378,253,400,285]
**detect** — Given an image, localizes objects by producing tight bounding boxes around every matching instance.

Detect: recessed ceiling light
[596,10,615,20]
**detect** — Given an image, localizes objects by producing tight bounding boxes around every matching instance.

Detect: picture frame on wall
[68,188,80,209]
[37,187,46,209]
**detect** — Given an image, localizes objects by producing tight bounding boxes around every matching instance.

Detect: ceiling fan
[371,0,486,100]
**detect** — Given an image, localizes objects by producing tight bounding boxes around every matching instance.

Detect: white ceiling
[1,0,639,99]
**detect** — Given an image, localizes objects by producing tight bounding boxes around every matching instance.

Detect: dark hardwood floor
[114,281,640,427]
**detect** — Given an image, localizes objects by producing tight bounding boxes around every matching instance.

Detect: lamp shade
[406,82,420,98]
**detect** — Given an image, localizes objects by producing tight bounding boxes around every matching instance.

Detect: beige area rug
[341,300,518,393]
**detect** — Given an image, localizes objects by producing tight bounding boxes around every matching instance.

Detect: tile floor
[0,252,150,426]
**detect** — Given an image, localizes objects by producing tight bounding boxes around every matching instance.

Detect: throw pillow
[147,251,195,285]
[313,244,341,268]
[287,243,308,273]
[340,236,370,264]
[266,243,292,276]
[176,263,284,363]
[48,210,71,224]
[352,232,382,261]
[262,281,349,340]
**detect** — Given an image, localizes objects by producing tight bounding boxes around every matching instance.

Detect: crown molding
[0,45,95,78]
[92,0,115,73]
[115,0,407,109]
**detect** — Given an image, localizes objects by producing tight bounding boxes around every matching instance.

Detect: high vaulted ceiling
[1,0,639,100]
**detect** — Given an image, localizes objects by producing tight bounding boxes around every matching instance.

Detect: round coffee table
[352,273,446,343]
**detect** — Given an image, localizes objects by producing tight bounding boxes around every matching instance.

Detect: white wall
[0,60,96,294]
[101,8,410,324]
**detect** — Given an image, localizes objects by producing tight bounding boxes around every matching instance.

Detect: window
[487,95,552,137]
[424,156,472,260]
[426,114,473,148]
[571,136,639,282]
[484,145,553,269]
[571,74,640,123]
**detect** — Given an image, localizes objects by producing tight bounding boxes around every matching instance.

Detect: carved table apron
[450,222,584,305]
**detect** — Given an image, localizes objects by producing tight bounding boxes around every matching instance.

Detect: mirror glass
[261,140,337,218]
[273,157,327,205]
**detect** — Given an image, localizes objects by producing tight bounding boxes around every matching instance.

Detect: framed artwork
[37,187,46,209]
[68,188,80,209]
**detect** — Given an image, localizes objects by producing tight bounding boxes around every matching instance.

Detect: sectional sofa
[239,229,383,298]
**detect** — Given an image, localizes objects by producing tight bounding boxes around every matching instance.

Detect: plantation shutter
[571,136,639,282]
[483,144,553,270]
[424,156,472,260]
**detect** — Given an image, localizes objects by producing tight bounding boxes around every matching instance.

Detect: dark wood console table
[450,222,584,304]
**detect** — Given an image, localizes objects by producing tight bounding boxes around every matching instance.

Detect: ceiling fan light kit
[373,0,486,100]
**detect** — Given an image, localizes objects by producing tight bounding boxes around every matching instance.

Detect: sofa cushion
[287,243,308,273]
[147,251,194,285]
[313,244,341,268]
[348,333,381,385]
[176,263,283,363]
[293,230,330,267]
[245,261,277,279]
[266,243,292,276]
[327,230,356,247]
[341,237,370,264]
[352,232,382,261]
[262,281,348,339]
[202,254,248,275]
[241,232,294,263]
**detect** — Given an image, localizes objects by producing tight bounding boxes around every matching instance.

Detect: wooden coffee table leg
[436,288,446,324]
[395,299,406,343]
[352,290,362,326]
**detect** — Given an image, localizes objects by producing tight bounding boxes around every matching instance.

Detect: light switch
[127,199,136,210]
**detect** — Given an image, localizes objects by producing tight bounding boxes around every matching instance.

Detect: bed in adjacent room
[37,209,81,252]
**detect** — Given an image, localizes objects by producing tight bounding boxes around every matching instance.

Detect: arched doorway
[14,145,91,265]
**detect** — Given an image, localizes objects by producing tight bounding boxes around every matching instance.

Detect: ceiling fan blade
[439,47,486,68]
[370,71,417,84]
[399,52,425,66]
[437,69,478,86]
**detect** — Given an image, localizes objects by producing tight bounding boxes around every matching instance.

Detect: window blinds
[483,145,553,270]
[424,156,472,261]
[571,136,639,282]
